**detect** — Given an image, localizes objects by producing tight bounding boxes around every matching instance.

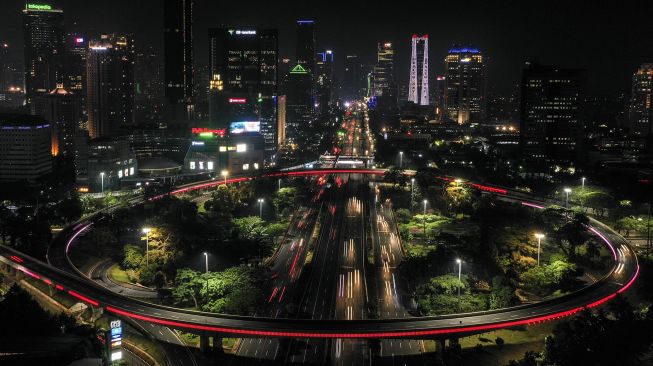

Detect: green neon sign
[199,132,214,138]
[290,64,308,74]
[26,3,52,10]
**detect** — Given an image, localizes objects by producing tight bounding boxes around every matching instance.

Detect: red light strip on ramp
[68,290,99,306]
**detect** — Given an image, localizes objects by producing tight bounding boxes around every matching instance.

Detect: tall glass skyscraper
[444,46,486,124]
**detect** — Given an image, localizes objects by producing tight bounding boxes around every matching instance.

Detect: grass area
[109,264,132,284]
[222,337,238,350]
[177,331,200,347]
[125,331,167,365]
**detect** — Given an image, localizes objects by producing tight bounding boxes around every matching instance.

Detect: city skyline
[0,0,652,95]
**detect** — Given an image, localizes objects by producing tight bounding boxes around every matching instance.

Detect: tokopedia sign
[26,3,53,10]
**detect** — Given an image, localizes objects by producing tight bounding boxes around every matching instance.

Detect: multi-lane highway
[0,107,640,366]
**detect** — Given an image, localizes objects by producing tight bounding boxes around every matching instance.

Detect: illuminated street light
[534,233,545,266]
[258,198,264,218]
[399,151,404,168]
[221,170,229,185]
[411,178,415,211]
[564,187,572,208]
[581,177,586,209]
[203,252,209,274]
[142,227,152,266]
[100,172,105,194]
[456,259,462,296]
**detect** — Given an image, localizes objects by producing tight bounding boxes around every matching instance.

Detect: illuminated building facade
[64,34,87,126]
[208,27,278,152]
[86,35,135,138]
[408,35,429,106]
[33,84,80,158]
[373,42,396,110]
[315,50,334,114]
[0,114,52,182]
[444,46,486,124]
[628,63,653,137]
[519,63,584,165]
[22,3,65,110]
[164,0,194,123]
[285,64,312,145]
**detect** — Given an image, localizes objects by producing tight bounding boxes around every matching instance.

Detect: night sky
[1,0,652,95]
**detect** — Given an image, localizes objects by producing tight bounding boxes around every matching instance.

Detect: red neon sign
[229,98,247,104]
[191,128,226,137]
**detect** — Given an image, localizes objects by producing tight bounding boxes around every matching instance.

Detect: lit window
[190,161,196,170]
[124,169,129,177]
[118,170,123,178]
[236,144,247,152]
[199,161,204,170]
[243,163,250,170]
[207,161,214,170]
[219,146,227,152]
[254,163,259,169]
[130,167,134,175]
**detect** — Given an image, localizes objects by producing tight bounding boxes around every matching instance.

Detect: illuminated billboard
[191,127,226,137]
[228,98,247,104]
[229,121,260,134]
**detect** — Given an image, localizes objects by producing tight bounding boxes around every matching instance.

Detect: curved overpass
[0,168,639,339]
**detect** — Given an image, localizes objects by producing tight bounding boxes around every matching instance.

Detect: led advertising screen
[229,121,260,134]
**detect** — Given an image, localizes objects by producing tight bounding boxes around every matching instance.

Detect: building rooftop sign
[290,64,309,74]
[26,3,54,11]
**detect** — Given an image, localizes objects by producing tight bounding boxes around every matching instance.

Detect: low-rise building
[0,114,52,182]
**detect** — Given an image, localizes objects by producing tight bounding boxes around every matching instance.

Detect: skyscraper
[444,46,486,124]
[628,63,653,137]
[342,54,363,102]
[408,35,429,106]
[285,64,312,145]
[86,35,135,139]
[519,63,584,165]
[64,34,87,127]
[296,20,315,74]
[315,50,334,115]
[135,46,164,124]
[34,84,80,158]
[22,3,65,110]
[208,27,278,151]
[373,42,396,109]
[164,0,194,123]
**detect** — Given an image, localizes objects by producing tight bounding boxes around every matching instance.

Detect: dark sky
[2,0,652,95]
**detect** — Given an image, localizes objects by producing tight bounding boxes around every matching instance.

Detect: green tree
[273,187,297,217]
[233,216,266,241]
[172,268,203,309]
[122,244,144,270]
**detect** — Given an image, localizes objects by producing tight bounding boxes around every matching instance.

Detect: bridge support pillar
[212,335,223,353]
[435,339,445,355]
[200,334,209,353]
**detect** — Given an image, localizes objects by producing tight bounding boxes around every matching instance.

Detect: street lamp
[399,151,404,168]
[221,170,229,186]
[278,178,282,191]
[411,178,415,211]
[142,227,152,266]
[100,172,105,195]
[258,198,264,218]
[534,233,545,266]
[456,259,462,296]
[203,252,209,274]
[581,177,586,210]
[422,200,428,244]
[564,188,572,208]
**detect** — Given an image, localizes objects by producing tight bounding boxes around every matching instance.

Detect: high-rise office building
[64,34,87,127]
[22,3,65,110]
[296,20,315,74]
[208,27,278,152]
[164,0,194,123]
[86,35,135,138]
[0,114,52,182]
[433,75,446,121]
[444,46,486,124]
[33,83,80,158]
[373,42,396,109]
[519,63,584,164]
[0,42,25,109]
[342,54,364,102]
[315,50,334,115]
[135,46,164,124]
[628,63,653,137]
[408,35,429,106]
[285,64,312,145]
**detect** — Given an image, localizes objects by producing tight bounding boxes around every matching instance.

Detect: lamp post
[278,179,282,191]
[411,178,415,211]
[142,227,151,266]
[399,151,403,168]
[422,200,428,244]
[564,188,572,208]
[534,233,545,266]
[456,259,462,297]
[258,198,264,218]
[203,252,209,274]
[221,170,228,186]
[581,177,586,210]
[100,172,105,195]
